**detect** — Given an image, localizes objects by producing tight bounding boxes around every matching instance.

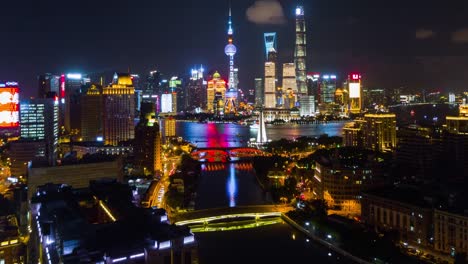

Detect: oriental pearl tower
[224,3,238,115]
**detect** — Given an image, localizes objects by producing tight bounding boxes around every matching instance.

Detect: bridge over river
[190,147,267,162]
[173,205,291,225]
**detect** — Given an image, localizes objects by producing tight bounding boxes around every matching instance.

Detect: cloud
[415,29,435,39]
[452,28,468,43]
[246,0,286,25]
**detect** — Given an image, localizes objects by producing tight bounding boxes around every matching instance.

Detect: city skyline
[2,0,468,96]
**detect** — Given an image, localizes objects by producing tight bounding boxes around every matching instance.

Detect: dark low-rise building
[311,147,388,216]
[361,186,434,248]
[30,181,197,264]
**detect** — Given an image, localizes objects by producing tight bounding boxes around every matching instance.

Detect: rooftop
[363,185,434,208]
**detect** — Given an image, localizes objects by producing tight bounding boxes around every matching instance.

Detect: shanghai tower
[294,5,307,95]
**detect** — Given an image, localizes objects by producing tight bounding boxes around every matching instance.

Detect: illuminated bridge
[172,205,291,227]
[191,147,266,162]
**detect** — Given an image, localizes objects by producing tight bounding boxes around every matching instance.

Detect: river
[171,120,347,148]
[165,120,354,263]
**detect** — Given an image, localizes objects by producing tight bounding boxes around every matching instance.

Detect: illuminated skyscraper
[187,67,206,112]
[206,72,226,114]
[363,113,397,152]
[348,73,362,114]
[80,84,103,142]
[264,32,277,60]
[254,78,264,108]
[134,112,162,175]
[103,73,135,146]
[264,61,276,108]
[62,73,90,137]
[19,97,59,165]
[163,116,176,142]
[320,74,337,104]
[282,63,297,103]
[294,6,307,95]
[224,5,238,114]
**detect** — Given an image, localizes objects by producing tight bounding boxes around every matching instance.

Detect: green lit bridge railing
[172,205,292,226]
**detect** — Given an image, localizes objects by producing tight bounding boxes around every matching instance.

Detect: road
[146,156,180,221]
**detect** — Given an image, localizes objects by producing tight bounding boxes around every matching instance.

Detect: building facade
[363,114,397,152]
[434,209,468,259]
[361,187,433,248]
[294,6,307,95]
[264,62,276,108]
[103,73,135,146]
[134,113,162,175]
[19,97,59,166]
[206,72,226,114]
[312,147,386,215]
[254,78,264,108]
[80,84,103,142]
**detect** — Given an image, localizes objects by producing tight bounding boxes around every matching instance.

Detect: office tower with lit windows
[163,116,176,143]
[294,6,307,95]
[224,6,238,114]
[134,112,162,175]
[187,67,206,112]
[343,114,397,152]
[282,63,297,107]
[363,113,397,152]
[102,73,135,146]
[282,63,297,94]
[254,78,264,108]
[348,73,362,114]
[62,73,89,136]
[206,72,226,114]
[80,84,103,142]
[320,74,337,104]
[264,50,277,108]
[299,96,315,116]
[143,70,162,110]
[19,97,59,165]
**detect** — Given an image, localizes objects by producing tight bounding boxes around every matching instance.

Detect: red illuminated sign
[59,74,65,99]
[350,73,361,80]
[0,86,19,128]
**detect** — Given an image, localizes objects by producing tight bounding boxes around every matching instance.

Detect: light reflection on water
[173,121,347,148]
[227,163,237,207]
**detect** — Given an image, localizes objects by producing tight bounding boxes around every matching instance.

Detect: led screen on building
[349,83,361,99]
[0,86,19,128]
[161,94,173,113]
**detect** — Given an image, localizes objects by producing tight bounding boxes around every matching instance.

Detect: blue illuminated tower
[224,3,238,114]
[264,32,277,60]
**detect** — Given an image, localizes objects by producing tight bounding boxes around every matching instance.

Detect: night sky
[1,0,468,97]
